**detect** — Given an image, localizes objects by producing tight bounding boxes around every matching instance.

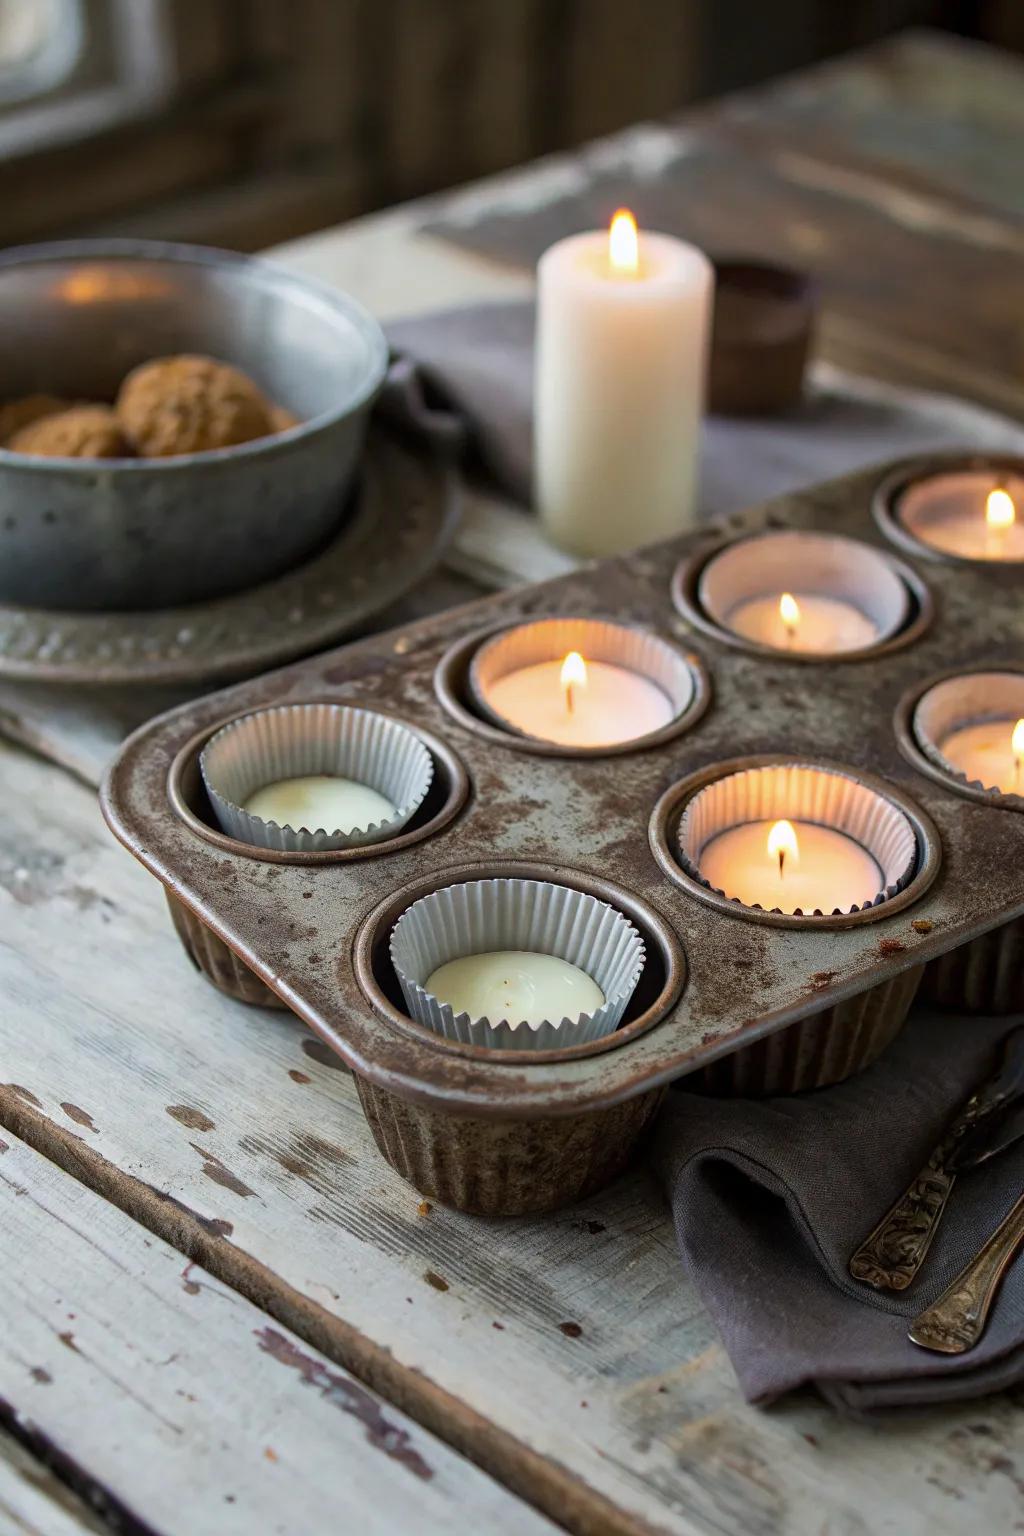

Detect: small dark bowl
[708,258,816,417]
[0,239,388,612]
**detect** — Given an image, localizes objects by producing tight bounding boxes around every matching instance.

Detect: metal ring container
[101,454,1024,1212]
[896,668,1024,1013]
[0,239,388,610]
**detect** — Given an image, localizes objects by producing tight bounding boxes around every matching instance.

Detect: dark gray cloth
[386,301,1024,520]
[653,1008,1024,1414]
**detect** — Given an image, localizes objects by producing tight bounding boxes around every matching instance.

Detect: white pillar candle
[484,650,673,747]
[245,775,395,833]
[900,474,1024,560]
[726,591,877,653]
[940,718,1024,794]
[426,950,604,1025]
[700,818,882,914]
[535,210,713,558]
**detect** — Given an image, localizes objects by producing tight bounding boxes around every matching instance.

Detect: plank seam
[0,1089,668,1536]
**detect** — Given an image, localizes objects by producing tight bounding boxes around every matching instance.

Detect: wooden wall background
[0,0,1017,251]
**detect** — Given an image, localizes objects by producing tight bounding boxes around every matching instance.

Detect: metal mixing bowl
[0,239,389,611]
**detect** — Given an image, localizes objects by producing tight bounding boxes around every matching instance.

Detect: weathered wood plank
[0,1130,555,1536]
[0,1428,109,1536]
[1,740,1022,1536]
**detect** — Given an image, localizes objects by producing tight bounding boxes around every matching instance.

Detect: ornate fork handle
[848,1100,983,1291]
[909,1192,1024,1354]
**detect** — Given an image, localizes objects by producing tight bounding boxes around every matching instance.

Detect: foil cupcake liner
[468,617,695,740]
[698,530,910,655]
[913,671,1024,799]
[390,877,646,1050]
[678,762,918,915]
[201,703,434,851]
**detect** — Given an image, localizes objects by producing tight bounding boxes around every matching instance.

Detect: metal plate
[101,456,1024,1120]
[0,428,459,685]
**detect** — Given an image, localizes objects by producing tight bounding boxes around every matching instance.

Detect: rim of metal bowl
[0,237,389,473]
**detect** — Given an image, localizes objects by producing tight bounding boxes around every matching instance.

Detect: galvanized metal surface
[0,429,460,685]
[101,455,1024,1122]
[0,240,388,611]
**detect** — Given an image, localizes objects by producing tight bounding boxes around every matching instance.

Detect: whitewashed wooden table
[3,35,1024,1535]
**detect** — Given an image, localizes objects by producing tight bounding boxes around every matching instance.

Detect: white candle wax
[900,473,1024,561]
[535,218,713,558]
[940,720,1024,794]
[726,593,877,653]
[485,658,673,747]
[426,950,604,1025]
[700,820,882,913]
[245,775,395,833]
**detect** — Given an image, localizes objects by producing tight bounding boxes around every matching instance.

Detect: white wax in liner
[699,820,883,913]
[245,774,395,833]
[939,720,1024,794]
[725,593,877,653]
[425,950,605,1026]
[900,473,1024,561]
[484,658,673,747]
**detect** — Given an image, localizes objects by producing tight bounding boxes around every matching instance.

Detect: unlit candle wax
[245,775,395,833]
[425,950,605,1025]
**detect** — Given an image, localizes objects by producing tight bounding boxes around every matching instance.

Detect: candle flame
[779,592,801,637]
[560,650,587,715]
[609,209,639,276]
[986,488,1016,531]
[1013,718,1024,759]
[767,819,799,876]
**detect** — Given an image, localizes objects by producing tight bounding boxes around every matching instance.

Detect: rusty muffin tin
[102,454,1024,1214]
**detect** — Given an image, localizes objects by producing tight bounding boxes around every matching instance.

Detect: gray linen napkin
[652,1008,1024,1414]
[385,300,1024,520]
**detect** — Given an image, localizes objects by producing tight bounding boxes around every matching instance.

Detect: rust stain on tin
[255,1326,434,1481]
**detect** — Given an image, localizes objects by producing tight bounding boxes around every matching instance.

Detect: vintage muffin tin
[102,453,1024,1214]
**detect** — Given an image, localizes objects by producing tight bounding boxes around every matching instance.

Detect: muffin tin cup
[672,529,928,662]
[201,702,434,852]
[389,877,646,1051]
[873,453,1024,570]
[671,759,922,921]
[354,1074,667,1216]
[166,892,286,1009]
[911,670,1024,805]
[691,967,924,1096]
[436,619,711,759]
[918,917,1024,1015]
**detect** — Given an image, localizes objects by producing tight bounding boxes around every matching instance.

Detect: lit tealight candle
[939,717,1024,794]
[245,775,395,832]
[535,209,713,557]
[425,950,605,1025]
[700,817,882,914]
[484,648,674,748]
[726,588,878,653]
[898,473,1024,561]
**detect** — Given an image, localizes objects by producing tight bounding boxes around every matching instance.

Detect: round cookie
[8,405,129,459]
[0,394,70,446]
[117,354,273,456]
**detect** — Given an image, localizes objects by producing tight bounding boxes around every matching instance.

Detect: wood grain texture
[0,1130,554,1536]
[1,741,1022,1535]
[0,1428,108,1536]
